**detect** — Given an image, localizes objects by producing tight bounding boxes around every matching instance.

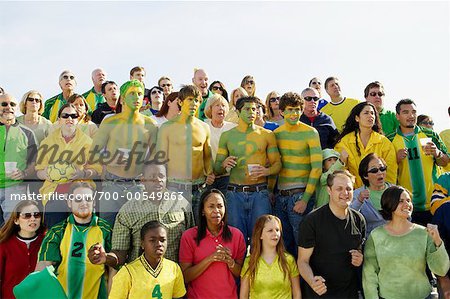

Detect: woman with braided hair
[334,101,397,188]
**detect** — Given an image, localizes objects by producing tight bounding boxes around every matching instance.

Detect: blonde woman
[225,87,248,123]
[264,91,283,124]
[240,75,256,96]
[17,90,52,145]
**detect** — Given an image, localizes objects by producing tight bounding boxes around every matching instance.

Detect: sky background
[1,1,449,132]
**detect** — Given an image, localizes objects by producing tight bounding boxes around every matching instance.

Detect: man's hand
[249,165,269,179]
[222,156,237,170]
[293,200,307,214]
[206,173,215,185]
[88,243,107,265]
[349,249,363,267]
[310,276,327,296]
[397,148,408,162]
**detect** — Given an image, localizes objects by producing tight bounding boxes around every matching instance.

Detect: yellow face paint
[283,105,302,125]
[239,102,257,125]
[180,95,201,117]
[123,86,144,111]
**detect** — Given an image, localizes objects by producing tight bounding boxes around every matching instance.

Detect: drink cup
[4,162,17,176]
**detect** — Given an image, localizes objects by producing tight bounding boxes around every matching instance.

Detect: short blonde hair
[230,87,248,108]
[20,90,44,115]
[204,94,229,119]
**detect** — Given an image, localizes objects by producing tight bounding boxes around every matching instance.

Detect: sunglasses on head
[367,166,387,174]
[62,75,75,80]
[369,91,385,97]
[304,96,320,102]
[60,113,78,119]
[151,90,162,94]
[20,212,42,219]
[161,83,172,88]
[212,86,223,91]
[1,101,17,107]
[27,97,41,103]
[269,97,279,103]
[421,121,434,126]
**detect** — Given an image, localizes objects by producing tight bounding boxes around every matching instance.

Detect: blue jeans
[226,189,271,243]
[274,192,314,257]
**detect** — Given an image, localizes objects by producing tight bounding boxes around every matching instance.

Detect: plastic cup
[4,162,17,175]
[247,164,260,176]
[420,138,432,147]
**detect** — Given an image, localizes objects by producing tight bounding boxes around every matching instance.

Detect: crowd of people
[0,66,450,299]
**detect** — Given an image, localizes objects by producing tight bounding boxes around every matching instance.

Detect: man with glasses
[308,77,327,111]
[43,70,77,123]
[37,181,111,299]
[321,76,359,132]
[300,88,339,149]
[82,68,107,112]
[158,76,174,97]
[91,81,119,125]
[192,68,213,121]
[364,81,398,137]
[388,99,449,225]
[273,92,322,257]
[0,94,37,225]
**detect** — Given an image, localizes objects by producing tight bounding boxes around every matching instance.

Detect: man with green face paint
[272,92,322,257]
[90,80,158,226]
[157,85,214,224]
[214,96,281,243]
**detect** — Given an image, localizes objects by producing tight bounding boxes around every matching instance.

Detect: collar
[68,213,97,230]
[0,119,19,127]
[206,224,224,238]
[396,125,421,137]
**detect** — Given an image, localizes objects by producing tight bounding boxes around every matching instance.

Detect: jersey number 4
[152,284,162,299]
[71,242,84,258]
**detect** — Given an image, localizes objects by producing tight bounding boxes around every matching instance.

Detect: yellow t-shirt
[241,253,299,299]
[321,97,359,132]
[109,255,186,299]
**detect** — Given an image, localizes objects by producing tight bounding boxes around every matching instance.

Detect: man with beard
[82,68,107,112]
[91,81,119,125]
[36,182,112,299]
[42,70,77,123]
[388,99,449,225]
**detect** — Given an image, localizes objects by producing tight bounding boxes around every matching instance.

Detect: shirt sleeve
[362,234,380,299]
[38,226,63,263]
[172,263,187,298]
[287,254,300,278]
[298,214,316,248]
[240,256,250,278]
[109,265,132,299]
[426,233,450,276]
[111,212,131,251]
[179,230,195,264]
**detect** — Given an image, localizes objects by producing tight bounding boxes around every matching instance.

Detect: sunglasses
[72,196,94,203]
[62,75,75,80]
[212,86,223,91]
[20,212,42,219]
[27,97,41,102]
[246,80,255,85]
[269,97,280,103]
[311,81,321,85]
[161,83,172,88]
[367,166,387,174]
[369,91,385,97]
[151,90,162,94]
[1,101,17,107]
[421,121,434,126]
[60,113,79,119]
[304,96,320,102]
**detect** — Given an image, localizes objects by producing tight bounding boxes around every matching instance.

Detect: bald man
[192,68,213,121]
[0,94,37,225]
[82,68,107,112]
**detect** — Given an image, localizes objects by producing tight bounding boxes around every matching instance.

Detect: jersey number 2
[152,284,162,299]
[71,242,84,258]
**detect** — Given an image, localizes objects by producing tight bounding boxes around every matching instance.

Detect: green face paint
[123,86,144,111]
[181,96,201,117]
[239,102,257,125]
[283,105,301,125]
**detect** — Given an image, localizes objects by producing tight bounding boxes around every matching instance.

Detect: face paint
[123,86,144,111]
[239,102,257,125]
[283,105,301,125]
[180,96,201,117]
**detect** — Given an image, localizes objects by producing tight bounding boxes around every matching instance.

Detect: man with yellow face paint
[90,80,158,226]
[214,96,281,243]
[273,91,322,257]
[157,85,214,224]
